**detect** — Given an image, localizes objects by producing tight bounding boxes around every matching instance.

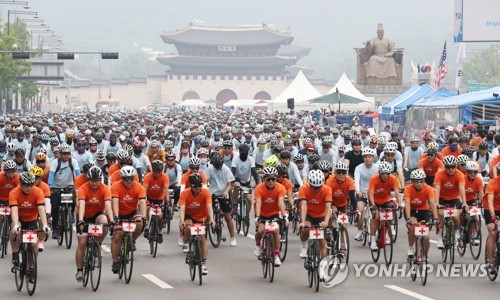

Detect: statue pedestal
[355,48,404,85]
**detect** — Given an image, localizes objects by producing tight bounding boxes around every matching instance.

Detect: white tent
[272,70,321,103]
[327,73,375,112]
[177,99,207,107]
[223,99,268,108]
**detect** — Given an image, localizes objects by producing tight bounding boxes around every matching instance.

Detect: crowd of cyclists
[0,107,499,291]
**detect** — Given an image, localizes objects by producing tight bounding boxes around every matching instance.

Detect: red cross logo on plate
[382,212,390,219]
[268,223,275,228]
[27,235,34,242]
[154,208,160,215]
[126,224,133,231]
[471,207,478,214]
[2,208,8,214]
[446,209,454,217]
[339,214,347,223]
[419,227,426,235]
[194,226,201,234]
[313,230,321,238]
[92,226,100,233]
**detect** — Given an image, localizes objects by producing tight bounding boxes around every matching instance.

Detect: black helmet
[120,156,133,166]
[276,164,288,176]
[151,160,164,171]
[308,153,320,163]
[238,143,249,153]
[188,173,203,186]
[87,166,103,180]
[82,162,94,174]
[222,140,233,148]
[210,153,223,169]
[448,136,459,144]
[280,150,291,159]
[15,147,26,156]
[317,160,332,172]
[106,152,116,161]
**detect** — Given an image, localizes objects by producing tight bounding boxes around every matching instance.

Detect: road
[0,213,498,299]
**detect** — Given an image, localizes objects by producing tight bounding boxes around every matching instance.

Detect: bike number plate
[309,229,324,239]
[22,231,37,243]
[122,222,136,232]
[0,206,10,215]
[88,224,103,237]
[264,222,279,233]
[468,206,481,216]
[190,224,205,235]
[443,208,457,218]
[338,212,349,224]
[414,224,430,236]
[380,211,393,221]
[61,193,73,204]
[150,207,162,215]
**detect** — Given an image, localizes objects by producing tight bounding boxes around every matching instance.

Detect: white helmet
[410,136,420,143]
[120,165,137,177]
[308,170,325,187]
[410,169,426,180]
[442,155,457,166]
[197,148,209,156]
[59,144,71,153]
[138,129,147,135]
[335,162,349,171]
[7,143,16,152]
[378,161,393,173]
[465,161,479,172]
[362,148,375,156]
[188,157,200,166]
[457,154,469,165]
[150,140,160,148]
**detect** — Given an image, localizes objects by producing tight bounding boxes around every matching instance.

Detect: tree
[463,45,500,84]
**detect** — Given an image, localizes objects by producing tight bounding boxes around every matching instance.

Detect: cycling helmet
[88,138,97,145]
[426,148,437,155]
[335,162,349,171]
[280,150,291,159]
[239,143,250,153]
[264,155,280,167]
[284,139,292,146]
[96,150,106,161]
[53,146,60,153]
[410,136,420,143]
[383,145,396,154]
[59,144,71,153]
[19,172,35,185]
[257,138,267,144]
[197,148,209,156]
[308,170,325,187]
[378,161,393,173]
[150,140,160,148]
[458,136,469,144]
[14,147,25,156]
[410,169,426,180]
[272,143,284,153]
[120,165,137,177]
[82,162,94,174]
[119,135,127,142]
[442,155,457,166]
[189,157,200,167]
[120,156,133,166]
[213,130,221,136]
[165,151,176,160]
[478,141,488,150]
[138,129,147,135]
[164,140,173,148]
[188,173,203,186]
[317,160,332,172]
[465,161,479,172]
[116,149,129,161]
[106,152,116,161]
[29,166,44,177]
[35,152,46,161]
[4,160,16,170]
[293,153,304,162]
[362,148,375,156]
[276,164,288,176]
[448,136,459,144]
[222,140,233,148]
[308,153,320,164]
[151,160,164,171]
[210,153,224,169]
[132,140,143,148]
[214,141,223,149]
[456,154,469,165]
[462,146,475,157]
[123,144,133,155]
[262,167,277,178]
[321,140,332,147]
[370,136,378,144]
[200,140,210,148]
[351,137,362,146]
[87,166,103,180]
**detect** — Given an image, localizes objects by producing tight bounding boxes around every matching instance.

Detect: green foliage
[463,45,500,84]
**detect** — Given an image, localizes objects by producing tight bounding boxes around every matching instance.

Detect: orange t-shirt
[77,182,112,218]
[418,158,444,177]
[368,174,399,205]
[74,174,88,191]
[35,181,51,198]
[464,176,483,202]
[0,172,19,201]
[277,178,293,194]
[490,156,500,177]
[108,163,120,177]
[441,146,462,158]
[483,177,500,211]
[143,172,169,200]
[179,188,212,222]
[146,149,166,163]
[180,171,208,189]
[298,184,332,218]
[254,182,286,218]
[434,170,465,200]
[9,186,45,222]
[325,176,354,208]
[111,181,146,216]
[109,170,139,185]
[404,184,434,210]
[41,164,50,183]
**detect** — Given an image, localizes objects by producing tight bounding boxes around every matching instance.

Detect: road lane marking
[239,232,255,240]
[101,245,111,253]
[142,274,173,289]
[429,239,437,244]
[384,285,435,300]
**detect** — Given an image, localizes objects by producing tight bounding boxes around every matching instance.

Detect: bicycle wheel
[189,240,196,281]
[149,217,158,257]
[57,211,64,246]
[262,243,268,279]
[235,202,241,234]
[208,211,222,248]
[1,217,9,258]
[449,226,455,265]
[124,235,134,284]
[65,208,73,249]
[419,238,428,286]
[457,224,466,257]
[268,236,275,283]
[165,205,172,234]
[410,242,417,282]
[82,246,91,287]
[469,218,482,260]
[25,245,37,296]
[196,238,203,286]
[383,225,393,266]
[391,211,398,243]
[292,214,298,234]
[362,219,368,246]
[90,242,102,292]
[15,248,24,291]
[241,200,249,236]
[118,242,124,279]
[339,225,350,265]
[485,248,498,281]
[441,227,448,263]
[312,243,320,292]
[371,230,380,263]
[279,224,288,262]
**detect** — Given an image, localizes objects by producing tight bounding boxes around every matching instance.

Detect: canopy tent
[272,70,321,103]
[381,84,433,115]
[177,99,207,109]
[308,90,369,113]
[223,99,268,109]
[204,99,217,104]
[328,73,371,102]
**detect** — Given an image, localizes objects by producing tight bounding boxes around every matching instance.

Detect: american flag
[434,41,447,88]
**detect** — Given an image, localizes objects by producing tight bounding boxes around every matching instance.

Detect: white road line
[101,245,111,253]
[384,285,435,300]
[239,232,255,240]
[429,239,437,244]
[142,274,173,289]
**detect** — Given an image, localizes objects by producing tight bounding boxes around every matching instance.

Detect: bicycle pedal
[222,237,227,242]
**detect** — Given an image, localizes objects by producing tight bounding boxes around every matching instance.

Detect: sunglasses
[427,154,435,157]
[191,184,202,189]
[335,170,347,175]
[122,177,134,182]
[62,152,71,155]
[385,153,395,157]
[223,147,232,149]
[265,177,276,182]
[413,180,424,183]
[89,179,101,183]
[445,165,456,169]
[36,160,46,164]
[190,167,200,170]
[379,172,390,175]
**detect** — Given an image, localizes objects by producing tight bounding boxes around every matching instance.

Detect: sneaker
[112,262,120,274]
[299,246,307,258]
[174,205,179,212]
[182,244,189,253]
[407,249,414,257]
[319,259,327,281]
[274,255,281,267]
[354,231,363,241]
[75,271,84,283]
[253,246,262,257]
[177,237,184,247]
[454,230,461,242]
[201,264,208,275]
[472,238,480,246]
[157,233,163,244]
[370,240,378,251]
[437,237,444,249]
[38,239,44,252]
[52,229,60,239]
[230,238,237,247]
[489,263,498,276]
[385,234,391,244]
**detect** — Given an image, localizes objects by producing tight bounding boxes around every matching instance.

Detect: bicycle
[208,195,225,248]
[148,204,163,257]
[52,187,74,249]
[302,225,323,292]
[438,205,458,264]
[258,218,281,283]
[186,223,205,286]
[370,207,395,266]
[233,185,250,236]
[486,217,500,281]
[0,204,11,258]
[291,198,301,236]
[328,211,350,266]
[163,188,176,234]
[278,208,291,262]
[13,230,41,296]
[457,204,482,260]
[117,219,140,284]
[82,223,105,291]
[407,220,432,286]
[389,194,400,243]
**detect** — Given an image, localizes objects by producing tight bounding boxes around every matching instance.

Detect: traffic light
[57,53,75,60]
[101,52,118,59]
[12,52,30,59]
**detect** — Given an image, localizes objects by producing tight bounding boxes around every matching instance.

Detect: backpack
[55,158,75,179]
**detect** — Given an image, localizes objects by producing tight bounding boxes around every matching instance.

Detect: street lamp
[7,10,38,35]
[0,1,29,6]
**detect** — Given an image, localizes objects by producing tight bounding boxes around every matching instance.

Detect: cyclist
[441,136,462,158]
[474,141,492,178]
[325,162,355,216]
[9,172,51,280]
[0,160,20,241]
[484,162,500,275]
[434,155,467,249]
[380,145,405,190]
[143,160,170,244]
[29,166,51,252]
[164,151,182,209]
[418,148,444,187]
[75,167,113,282]
[34,153,50,183]
[298,169,332,280]
[344,137,364,179]
[133,141,152,178]
[404,136,424,182]
[110,166,147,274]
[404,169,438,257]
[14,148,32,174]
[368,161,402,251]
[276,164,294,208]
[205,153,236,246]
[279,150,303,187]
[179,173,215,275]
[254,138,268,170]
[254,167,288,267]
[231,143,259,221]
[108,156,139,185]
[180,158,208,191]
[294,154,308,184]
